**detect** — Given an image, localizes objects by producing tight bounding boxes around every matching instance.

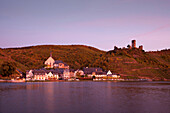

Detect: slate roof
[54,60,69,66]
[54,60,63,64]
[69,69,76,72]
[63,63,69,66]
[95,71,107,75]
[32,68,66,75]
[17,69,23,74]
[54,68,65,74]
[33,70,46,75]
[83,67,103,74]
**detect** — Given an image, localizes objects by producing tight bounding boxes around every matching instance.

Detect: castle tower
[139,45,143,50]
[127,44,132,49]
[132,40,136,48]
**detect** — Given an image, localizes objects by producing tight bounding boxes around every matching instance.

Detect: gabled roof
[107,70,112,75]
[83,67,103,74]
[52,71,59,75]
[54,68,65,73]
[31,67,69,75]
[54,60,69,66]
[69,69,76,72]
[33,69,46,75]
[95,72,107,75]
[44,56,55,64]
[63,63,69,66]
[17,69,22,74]
[54,60,63,64]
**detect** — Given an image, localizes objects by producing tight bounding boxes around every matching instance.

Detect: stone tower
[139,45,143,50]
[132,40,136,48]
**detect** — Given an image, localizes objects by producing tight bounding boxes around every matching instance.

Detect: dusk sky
[0,0,170,51]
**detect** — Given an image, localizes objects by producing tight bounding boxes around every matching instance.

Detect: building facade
[45,55,69,69]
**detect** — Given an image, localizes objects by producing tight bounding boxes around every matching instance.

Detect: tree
[114,46,118,50]
[0,61,16,77]
[76,72,81,77]
[85,74,88,77]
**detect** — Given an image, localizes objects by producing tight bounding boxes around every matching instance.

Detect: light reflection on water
[0,81,170,113]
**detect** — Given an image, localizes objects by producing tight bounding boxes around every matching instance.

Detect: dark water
[0,81,170,113]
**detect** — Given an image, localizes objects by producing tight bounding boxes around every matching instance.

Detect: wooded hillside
[0,45,169,80]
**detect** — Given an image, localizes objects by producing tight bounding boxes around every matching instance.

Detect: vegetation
[0,61,16,77]
[0,45,169,80]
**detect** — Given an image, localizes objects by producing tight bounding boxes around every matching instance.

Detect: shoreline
[1,79,169,83]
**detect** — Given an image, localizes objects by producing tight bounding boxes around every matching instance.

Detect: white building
[47,71,59,80]
[26,70,34,80]
[107,70,120,78]
[107,70,112,75]
[74,70,84,77]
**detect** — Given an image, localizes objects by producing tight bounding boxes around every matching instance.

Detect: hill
[107,48,170,80]
[0,45,169,80]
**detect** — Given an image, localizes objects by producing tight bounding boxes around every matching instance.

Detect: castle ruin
[132,40,136,48]
[129,40,143,50]
[114,40,144,51]
[139,45,143,50]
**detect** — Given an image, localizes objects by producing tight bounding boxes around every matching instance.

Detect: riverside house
[83,67,120,78]
[83,67,107,78]
[26,69,62,81]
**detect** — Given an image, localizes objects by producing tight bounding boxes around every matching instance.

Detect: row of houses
[26,54,120,81]
[26,68,68,80]
[26,67,120,81]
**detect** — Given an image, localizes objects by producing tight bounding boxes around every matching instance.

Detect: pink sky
[0,0,170,51]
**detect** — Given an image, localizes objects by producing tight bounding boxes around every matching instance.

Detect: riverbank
[1,78,169,83]
[0,79,25,83]
[0,79,150,83]
[93,78,150,82]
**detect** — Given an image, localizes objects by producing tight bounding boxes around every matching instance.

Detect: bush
[0,61,16,77]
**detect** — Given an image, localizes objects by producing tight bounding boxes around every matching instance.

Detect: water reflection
[0,81,170,113]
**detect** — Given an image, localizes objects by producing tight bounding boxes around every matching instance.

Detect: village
[25,40,143,82]
[26,53,121,81]
[0,40,149,82]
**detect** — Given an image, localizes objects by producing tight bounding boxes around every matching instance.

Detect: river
[0,81,170,113]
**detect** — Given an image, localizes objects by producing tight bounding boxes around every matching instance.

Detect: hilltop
[0,45,170,80]
[0,45,105,71]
